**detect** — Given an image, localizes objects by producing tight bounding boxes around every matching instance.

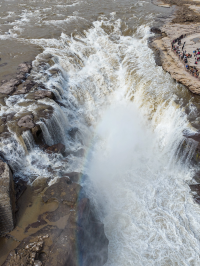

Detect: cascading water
[1,1,200,264]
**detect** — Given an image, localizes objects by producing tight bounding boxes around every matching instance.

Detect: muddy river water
[1,0,200,265]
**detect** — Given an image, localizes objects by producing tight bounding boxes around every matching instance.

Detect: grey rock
[17,62,32,74]
[35,90,54,100]
[18,115,35,129]
[0,160,15,236]
[14,80,35,95]
[0,79,20,95]
[45,143,65,155]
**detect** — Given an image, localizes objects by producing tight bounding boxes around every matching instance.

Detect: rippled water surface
[1,0,200,265]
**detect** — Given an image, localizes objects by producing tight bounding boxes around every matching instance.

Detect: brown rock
[2,176,109,266]
[45,143,65,155]
[14,80,35,95]
[16,62,32,81]
[17,62,32,75]
[15,178,27,201]
[35,90,54,100]
[0,160,16,236]
[150,27,162,34]
[18,114,35,129]
[0,79,20,95]
[42,177,80,205]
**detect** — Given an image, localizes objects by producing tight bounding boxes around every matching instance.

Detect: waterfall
[1,10,200,265]
[22,130,36,151]
[37,100,68,146]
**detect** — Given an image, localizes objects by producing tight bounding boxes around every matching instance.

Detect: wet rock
[0,79,20,95]
[42,177,80,204]
[150,27,162,34]
[193,171,200,183]
[190,184,200,193]
[0,160,16,236]
[148,36,163,66]
[33,104,54,121]
[18,114,35,129]
[31,125,44,145]
[35,90,54,100]
[14,80,36,95]
[45,143,65,155]
[32,177,48,193]
[16,62,32,80]
[3,236,44,266]
[1,112,16,124]
[3,177,108,266]
[183,129,200,142]
[18,62,32,74]
[15,178,27,201]
[48,68,60,76]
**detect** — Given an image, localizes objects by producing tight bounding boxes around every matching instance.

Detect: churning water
[1,0,200,265]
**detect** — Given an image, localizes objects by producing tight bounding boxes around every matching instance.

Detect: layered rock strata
[2,176,108,266]
[151,23,200,94]
[0,160,15,236]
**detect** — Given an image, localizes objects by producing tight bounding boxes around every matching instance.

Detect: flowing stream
[1,0,200,265]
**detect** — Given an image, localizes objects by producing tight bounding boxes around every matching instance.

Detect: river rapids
[0,0,200,265]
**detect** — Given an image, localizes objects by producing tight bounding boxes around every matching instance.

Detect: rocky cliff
[0,160,15,236]
[0,59,109,265]
[2,176,108,266]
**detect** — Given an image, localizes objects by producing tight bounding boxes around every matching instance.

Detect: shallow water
[1,0,200,265]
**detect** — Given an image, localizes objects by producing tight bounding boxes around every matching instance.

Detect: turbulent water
[1,0,200,265]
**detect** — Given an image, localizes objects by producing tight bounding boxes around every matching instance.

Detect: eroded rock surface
[2,177,109,266]
[152,23,200,94]
[18,115,35,129]
[16,62,32,80]
[45,143,65,154]
[35,90,54,100]
[14,80,36,95]
[0,79,20,95]
[0,160,15,236]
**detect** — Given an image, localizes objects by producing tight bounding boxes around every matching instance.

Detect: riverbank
[151,0,200,94]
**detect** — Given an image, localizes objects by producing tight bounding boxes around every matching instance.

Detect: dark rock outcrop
[150,27,162,34]
[16,62,32,80]
[18,114,35,129]
[14,80,35,95]
[35,90,54,100]
[45,143,65,155]
[31,125,44,145]
[0,160,16,236]
[183,129,200,142]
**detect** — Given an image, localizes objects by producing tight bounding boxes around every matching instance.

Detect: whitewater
[0,0,200,265]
